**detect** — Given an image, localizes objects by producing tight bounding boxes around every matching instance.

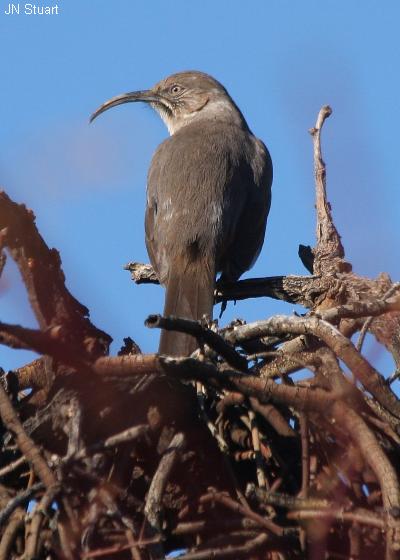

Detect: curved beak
[90,89,162,123]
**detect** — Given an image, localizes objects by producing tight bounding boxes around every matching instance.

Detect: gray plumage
[91,71,272,356]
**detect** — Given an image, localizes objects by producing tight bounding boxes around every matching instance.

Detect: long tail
[158,256,215,356]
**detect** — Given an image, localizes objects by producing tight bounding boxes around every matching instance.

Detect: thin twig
[104,424,150,448]
[225,314,400,419]
[23,484,60,559]
[199,491,288,537]
[287,508,384,529]
[0,483,43,526]
[248,409,267,488]
[0,510,25,560]
[197,384,229,453]
[0,383,56,487]
[174,532,270,560]
[0,456,27,478]
[356,283,400,352]
[249,398,296,438]
[144,432,186,558]
[299,415,310,498]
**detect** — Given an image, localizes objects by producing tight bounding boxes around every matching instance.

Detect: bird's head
[90,71,246,134]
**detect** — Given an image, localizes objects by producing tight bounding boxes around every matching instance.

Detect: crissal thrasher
[91,71,272,356]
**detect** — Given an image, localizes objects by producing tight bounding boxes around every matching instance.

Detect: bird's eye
[170,84,183,95]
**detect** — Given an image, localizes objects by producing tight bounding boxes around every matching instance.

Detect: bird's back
[146,119,272,284]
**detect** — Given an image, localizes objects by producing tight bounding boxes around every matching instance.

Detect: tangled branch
[0,106,399,559]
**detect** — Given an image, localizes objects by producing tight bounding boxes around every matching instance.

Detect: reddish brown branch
[14,357,51,390]
[0,190,111,360]
[94,353,161,376]
[331,401,400,513]
[199,491,286,537]
[0,321,90,369]
[175,532,269,560]
[249,398,296,438]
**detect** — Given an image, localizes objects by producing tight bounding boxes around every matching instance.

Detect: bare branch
[175,532,269,559]
[146,314,248,371]
[0,383,56,488]
[0,456,27,479]
[0,483,43,526]
[225,315,400,418]
[144,432,186,558]
[0,191,111,360]
[309,106,351,274]
[124,261,159,284]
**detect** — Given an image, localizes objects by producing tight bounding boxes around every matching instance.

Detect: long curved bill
[90,90,161,123]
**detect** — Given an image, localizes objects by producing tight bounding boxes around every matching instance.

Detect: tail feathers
[159,257,214,356]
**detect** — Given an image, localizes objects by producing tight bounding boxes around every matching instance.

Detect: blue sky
[1,1,399,376]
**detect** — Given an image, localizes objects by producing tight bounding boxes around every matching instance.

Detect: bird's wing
[218,137,273,281]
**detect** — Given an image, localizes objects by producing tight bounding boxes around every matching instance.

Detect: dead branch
[145,432,186,532]
[144,432,186,558]
[23,484,60,559]
[0,456,26,478]
[0,483,43,526]
[146,313,248,371]
[309,105,351,274]
[0,382,56,487]
[224,315,400,418]
[175,532,270,559]
[199,491,288,537]
[94,353,161,376]
[0,190,111,360]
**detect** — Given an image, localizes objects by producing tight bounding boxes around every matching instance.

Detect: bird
[90,71,272,356]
